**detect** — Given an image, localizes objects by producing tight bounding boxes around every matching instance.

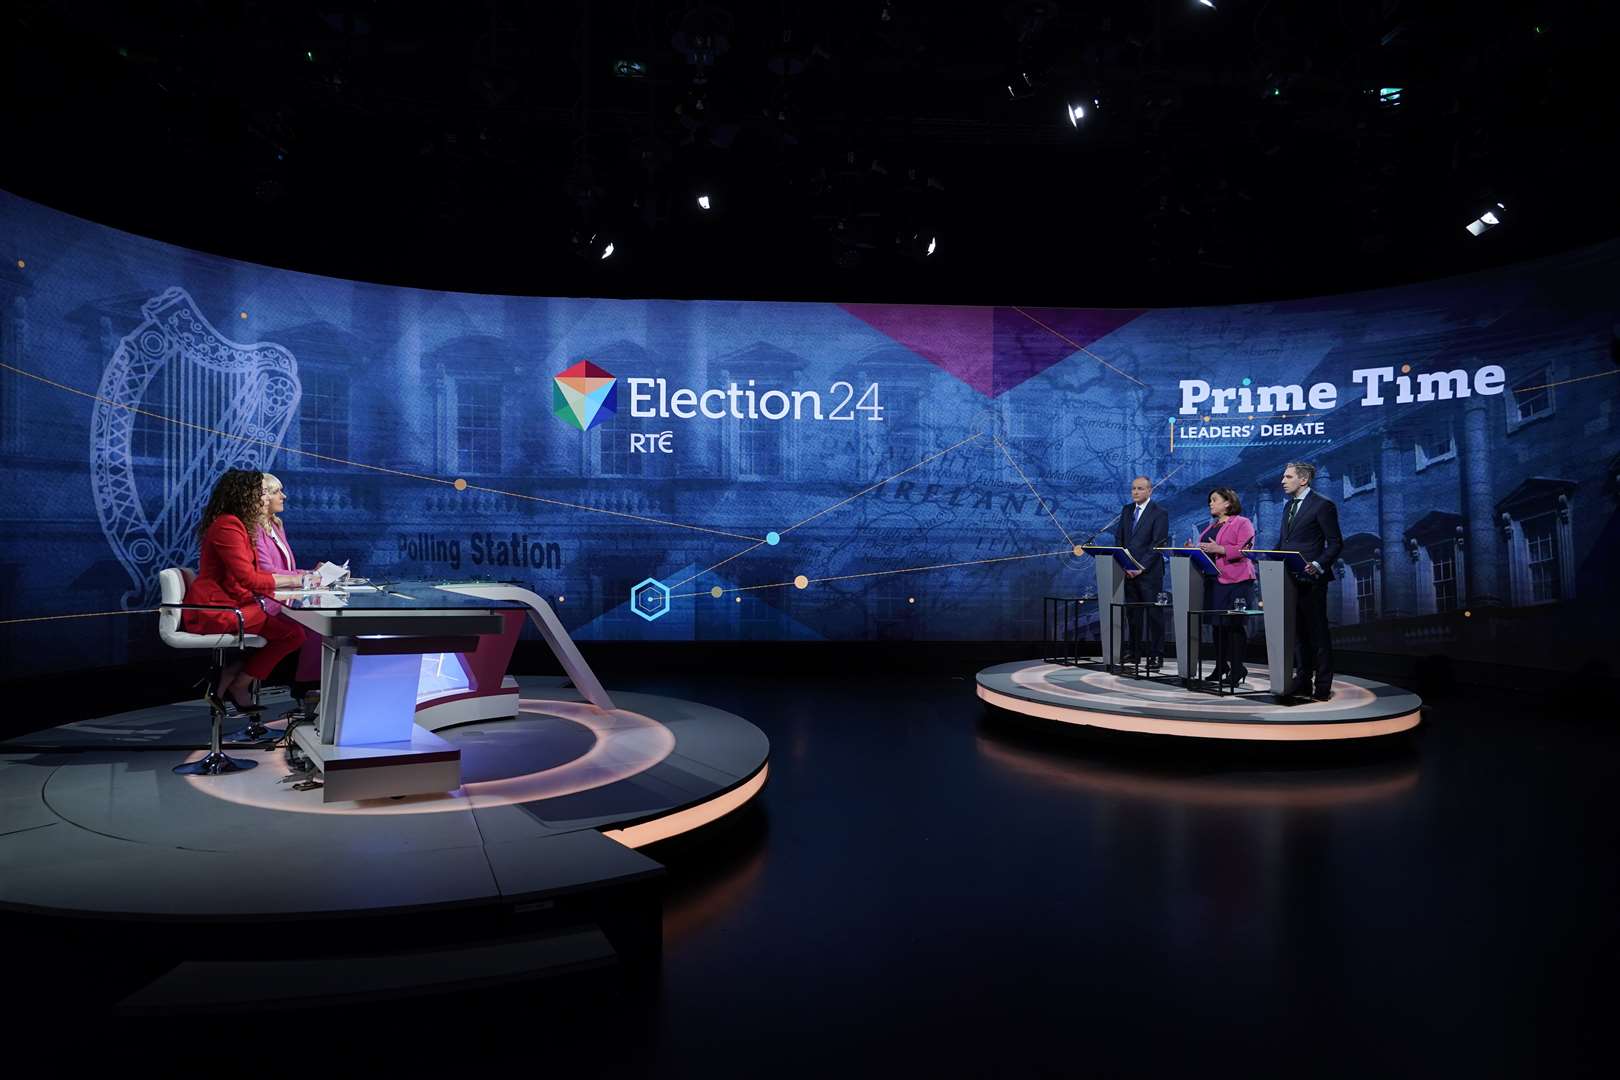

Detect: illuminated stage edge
[977,660,1422,742]
[0,680,770,926]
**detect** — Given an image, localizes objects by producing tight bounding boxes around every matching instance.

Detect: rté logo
[630,431,675,454]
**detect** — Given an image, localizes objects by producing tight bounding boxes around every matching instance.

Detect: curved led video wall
[2,189,1617,677]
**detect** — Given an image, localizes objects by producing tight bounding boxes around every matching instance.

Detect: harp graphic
[91,288,301,608]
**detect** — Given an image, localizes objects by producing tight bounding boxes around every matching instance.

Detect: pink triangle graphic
[839,304,1146,397]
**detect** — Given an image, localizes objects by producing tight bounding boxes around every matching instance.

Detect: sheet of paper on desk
[317,560,349,587]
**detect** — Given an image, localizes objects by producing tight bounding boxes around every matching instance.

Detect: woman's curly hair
[198,468,266,537]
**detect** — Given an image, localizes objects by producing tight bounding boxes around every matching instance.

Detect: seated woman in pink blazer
[252,473,326,696]
[1194,487,1257,687]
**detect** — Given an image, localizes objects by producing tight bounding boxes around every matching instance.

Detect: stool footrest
[174,750,258,776]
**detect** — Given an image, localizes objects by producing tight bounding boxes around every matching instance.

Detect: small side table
[1184,607,1267,695]
[1043,596,1089,667]
[1108,600,1169,678]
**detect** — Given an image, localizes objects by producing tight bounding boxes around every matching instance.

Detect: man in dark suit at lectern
[1276,461,1343,700]
[1115,476,1169,668]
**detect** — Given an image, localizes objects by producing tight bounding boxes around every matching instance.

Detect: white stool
[157,567,270,775]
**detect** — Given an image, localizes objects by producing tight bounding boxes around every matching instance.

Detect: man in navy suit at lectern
[1276,461,1343,700]
[1115,476,1169,668]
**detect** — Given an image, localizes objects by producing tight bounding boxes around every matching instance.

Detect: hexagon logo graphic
[553,360,617,431]
[631,577,671,622]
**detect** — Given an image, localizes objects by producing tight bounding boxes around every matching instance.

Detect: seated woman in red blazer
[184,468,308,711]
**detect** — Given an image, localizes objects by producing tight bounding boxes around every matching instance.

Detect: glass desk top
[276,579,530,613]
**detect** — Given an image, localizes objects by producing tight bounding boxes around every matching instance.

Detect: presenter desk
[279,580,531,802]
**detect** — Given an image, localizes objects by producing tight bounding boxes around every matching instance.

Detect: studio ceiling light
[1470,204,1503,238]
[1465,202,1506,237]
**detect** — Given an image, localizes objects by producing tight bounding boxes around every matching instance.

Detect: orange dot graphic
[453,478,468,491]
[1401,364,1411,374]
[239,311,248,319]
[793,575,809,589]
[16,259,24,269]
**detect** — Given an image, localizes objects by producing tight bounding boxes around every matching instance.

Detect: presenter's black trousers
[1293,574,1333,692]
[1123,574,1164,659]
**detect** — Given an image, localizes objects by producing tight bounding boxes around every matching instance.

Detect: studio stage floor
[0,677,769,922]
[0,665,1612,1071]
[977,660,1423,740]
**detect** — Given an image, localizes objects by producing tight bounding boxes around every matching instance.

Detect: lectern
[1156,546,1219,680]
[1249,549,1309,700]
[1080,545,1143,668]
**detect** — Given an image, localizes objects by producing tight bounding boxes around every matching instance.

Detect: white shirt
[269,525,293,568]
[1132,496,1152,522]
[1286,487,1320,570]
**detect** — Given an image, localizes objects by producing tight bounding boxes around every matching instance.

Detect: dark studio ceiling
[4,0,1618,307]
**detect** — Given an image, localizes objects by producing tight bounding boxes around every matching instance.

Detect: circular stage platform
[0,677,769,923]
[977,661,1422,741]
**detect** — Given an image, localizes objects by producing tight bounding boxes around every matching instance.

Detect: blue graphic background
[2,190,1616,676]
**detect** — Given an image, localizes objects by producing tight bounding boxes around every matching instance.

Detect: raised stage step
[115,927,618,1014]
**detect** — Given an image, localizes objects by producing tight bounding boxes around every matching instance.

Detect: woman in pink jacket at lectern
[1194,487,1257,688]
[252,473,327,701]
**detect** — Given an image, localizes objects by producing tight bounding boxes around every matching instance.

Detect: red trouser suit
[182,514,304,680]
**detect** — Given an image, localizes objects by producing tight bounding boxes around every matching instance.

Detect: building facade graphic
[2,190,1615,677]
